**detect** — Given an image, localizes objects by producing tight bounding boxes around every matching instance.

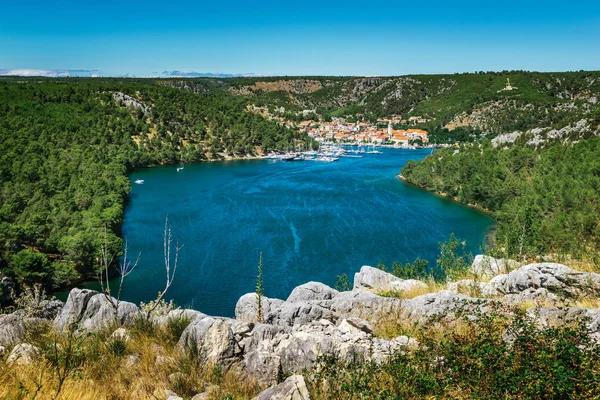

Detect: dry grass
[0,320,262,400]
[371,305,476,343]
[376,278,446,301]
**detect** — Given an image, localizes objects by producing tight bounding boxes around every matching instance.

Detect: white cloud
[0,69,101,77]
[0,69,70,77]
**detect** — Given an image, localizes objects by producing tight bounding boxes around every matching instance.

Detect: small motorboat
[134,179,144,184]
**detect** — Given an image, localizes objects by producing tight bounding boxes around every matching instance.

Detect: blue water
[120,148,493,317]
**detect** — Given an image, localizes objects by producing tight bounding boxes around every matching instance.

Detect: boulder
[527,306,600,343]
[235,293,284,322]
[78,294,139,331]
[488,263,600,298]
[54,288,98,330]
[401,290,491,322]
[178,317,239,368]
[353,265,398,292]
[0,314,34,345]
[353,265,426,293]
[110,327,131,342]
[54,289,138,331]
[244,317,417,383]
[7,343,39,365]
[328,290,402,319]
[265,301,337,327]
[286,282,338,303]
[251,374,311,400]
[470,255,519,278]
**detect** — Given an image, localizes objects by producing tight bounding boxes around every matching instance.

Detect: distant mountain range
[157,70,259,78]
[0,69,259,78]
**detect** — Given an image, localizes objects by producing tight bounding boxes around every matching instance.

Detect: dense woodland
[402,138,600,259]
[0,79,310,292]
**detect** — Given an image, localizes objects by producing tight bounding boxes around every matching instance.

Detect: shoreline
[397,174,496,248]
[396,174,493,215]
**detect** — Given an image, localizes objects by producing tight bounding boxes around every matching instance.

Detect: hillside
[164,71,600,139]
[0,78,310,290]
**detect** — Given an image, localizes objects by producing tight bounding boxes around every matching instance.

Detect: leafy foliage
[402,138,600,259]
[309,308,600,399]
[379,235,473,282]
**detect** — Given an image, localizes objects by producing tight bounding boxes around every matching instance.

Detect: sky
[0,0,599,77]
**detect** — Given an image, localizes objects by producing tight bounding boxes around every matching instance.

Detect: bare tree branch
[144,215,182,319]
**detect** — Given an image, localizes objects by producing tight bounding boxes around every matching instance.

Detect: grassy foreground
[1,302,599,399]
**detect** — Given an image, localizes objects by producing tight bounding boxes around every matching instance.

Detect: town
[248,105,432,147]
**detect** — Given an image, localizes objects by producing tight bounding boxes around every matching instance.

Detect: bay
[119,148,493,317]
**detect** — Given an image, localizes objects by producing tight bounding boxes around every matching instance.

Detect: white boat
[177,166,184,172]
[134,179,144,184]
[316,156,339,162]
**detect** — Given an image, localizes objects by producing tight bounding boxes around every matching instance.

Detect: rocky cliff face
[2,257,600,399]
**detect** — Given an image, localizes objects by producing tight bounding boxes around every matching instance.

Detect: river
[118,148,493,316]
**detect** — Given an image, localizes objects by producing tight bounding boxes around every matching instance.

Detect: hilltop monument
[498,77,518,92]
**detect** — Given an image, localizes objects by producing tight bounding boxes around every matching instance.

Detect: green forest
[401,138,600,259]
[0,78,311,292]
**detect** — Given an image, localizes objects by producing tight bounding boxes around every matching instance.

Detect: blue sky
[1,0,599,76]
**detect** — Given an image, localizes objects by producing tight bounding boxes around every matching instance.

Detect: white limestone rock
[251,374,311,400]
[178,317,239,368]
[286,281,338,303]
[7,343,39,365]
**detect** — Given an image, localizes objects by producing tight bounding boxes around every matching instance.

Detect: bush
[309,308,600,399]
[51,261,80,289]
[163,315,193,345]
[391,258,430,280]
[10,249,50,287]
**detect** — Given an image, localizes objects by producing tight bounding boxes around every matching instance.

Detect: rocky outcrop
[113,92,149,114]
[488,263,600,298]
[54,288,139,331]
[178,317,239,368]
[353,265,427,293]
[470,255,519,278]
[527,307,600,343]
[0,314,38,345]
[286,281,338,303]
[7,343,39,365]
[54,288,98,330]
[235,293,284,322]
[401,290,492,322]
[1,256,598,399]
[252,374,311,400]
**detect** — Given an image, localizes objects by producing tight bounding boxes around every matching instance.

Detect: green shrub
[10,249,50,287]
[391,258,430,280]
[309,308,600,399]
[51,261,80,289]
[163,315,192,345]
